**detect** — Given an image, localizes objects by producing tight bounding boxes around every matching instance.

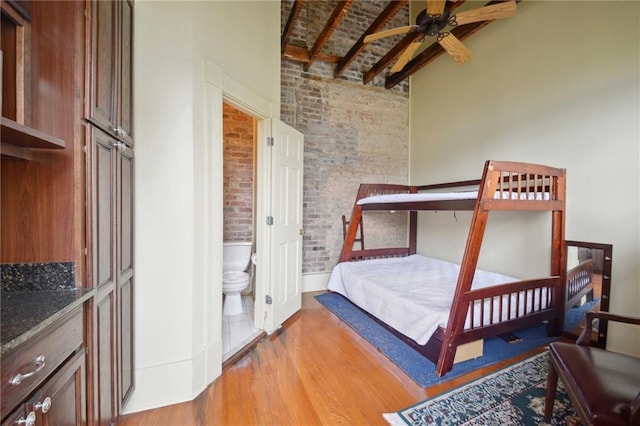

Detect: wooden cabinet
[85,0,135,422]
[86,0,116,136]
[1,308,85,426]
[117,142,135,406]
[2,1,134,424]
[118,0,134,146]
[87,123,134,424]
[87,126,117,425]
[1,1,90,424]
[95,286,117,426]
[0,0,30,124]
[30,349,86,426]
[1,0,85,273]
[86,0,134,146]
[2,351,86,426]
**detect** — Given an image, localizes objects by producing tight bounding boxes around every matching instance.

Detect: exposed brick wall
[281,1,411,274]
[223,103,255,242]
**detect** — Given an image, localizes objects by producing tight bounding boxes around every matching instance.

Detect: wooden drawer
[1,307,83,418]
[1,403,30,426]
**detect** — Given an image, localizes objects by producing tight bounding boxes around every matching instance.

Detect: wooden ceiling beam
[363,31,421,85]
[385,0,505,89]
[281,0,305,54]
[304,0,354,72]
[282,44,341,64]
[335,0,408,78]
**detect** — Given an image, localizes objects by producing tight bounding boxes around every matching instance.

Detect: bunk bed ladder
[342,214,364,251]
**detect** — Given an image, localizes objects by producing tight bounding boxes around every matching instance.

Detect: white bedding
[357,191,549,205]
[327,254,548,345]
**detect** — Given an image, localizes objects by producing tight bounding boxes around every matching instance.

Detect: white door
[269,120,304,328]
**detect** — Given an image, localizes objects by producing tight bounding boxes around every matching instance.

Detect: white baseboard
[302,271,330,293]
[122,359,196,415]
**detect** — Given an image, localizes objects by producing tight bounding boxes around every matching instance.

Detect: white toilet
[222,241,254,316]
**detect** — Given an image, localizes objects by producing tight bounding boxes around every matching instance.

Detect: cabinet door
[87,0,118,136]
[88,126,117,426]
[116,144,134,408]
[90,127,116,290]
[118,0,134,146]
[94,288,116,426]
[32,350,86,426]
[87,0,133,145]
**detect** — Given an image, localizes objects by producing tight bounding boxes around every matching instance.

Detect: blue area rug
[564,298,599,333]
[384,351,581,425]
[316,292,559,388]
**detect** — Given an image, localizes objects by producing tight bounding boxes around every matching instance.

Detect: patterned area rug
[384,352,582,426]
[316,292,559,387]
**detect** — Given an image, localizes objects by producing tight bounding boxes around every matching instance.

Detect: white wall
[410,1,639,355]
[130,0,280,413]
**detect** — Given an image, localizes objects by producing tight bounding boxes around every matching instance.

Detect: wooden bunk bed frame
[338,160,567,377]
[565,259,594,310]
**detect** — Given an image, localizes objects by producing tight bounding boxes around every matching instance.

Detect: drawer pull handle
[15,411,36,426]
[35,397,52,413]
[9,355,46,385]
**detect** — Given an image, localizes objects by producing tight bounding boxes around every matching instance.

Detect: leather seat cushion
[550,342,640,426]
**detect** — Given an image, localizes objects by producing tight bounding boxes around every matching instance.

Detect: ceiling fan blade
[364,25,419,43]
[437,33,472,64]
[426,0,446,16]
[390,39,424,73]
[453,1,517,26]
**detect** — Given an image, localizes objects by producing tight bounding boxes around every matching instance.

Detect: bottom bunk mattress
[327,254,544,345]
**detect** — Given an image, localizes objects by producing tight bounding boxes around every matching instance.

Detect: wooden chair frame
[545,311,640,426]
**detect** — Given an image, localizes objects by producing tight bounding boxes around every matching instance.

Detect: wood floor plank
[118,291,548,425]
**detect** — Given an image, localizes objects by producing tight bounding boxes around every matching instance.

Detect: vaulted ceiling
[281,0,518,89]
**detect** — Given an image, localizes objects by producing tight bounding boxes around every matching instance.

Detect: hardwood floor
[118,291,547,425]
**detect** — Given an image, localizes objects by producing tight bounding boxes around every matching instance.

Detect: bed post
[409,211,417,255]
[548,170,567,335]
[436,161,496,376]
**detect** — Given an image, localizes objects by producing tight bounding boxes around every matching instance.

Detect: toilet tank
[222,241,253,273]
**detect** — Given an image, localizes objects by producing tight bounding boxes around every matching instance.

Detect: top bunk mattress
[357,191,550,205]
[327,254,525,345]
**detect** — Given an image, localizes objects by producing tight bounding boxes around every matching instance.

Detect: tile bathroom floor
[222,295,262,361]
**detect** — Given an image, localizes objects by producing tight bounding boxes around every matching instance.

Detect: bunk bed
[565,259,594,310]
[329,160,567,377]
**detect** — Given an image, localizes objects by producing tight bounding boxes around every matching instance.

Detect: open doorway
[202,61,303,380]
[221,102,262,360]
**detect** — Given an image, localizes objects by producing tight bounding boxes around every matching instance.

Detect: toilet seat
[223,271,250,284]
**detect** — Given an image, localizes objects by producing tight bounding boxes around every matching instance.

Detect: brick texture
[223,103,255,243]
[281,1,411,274]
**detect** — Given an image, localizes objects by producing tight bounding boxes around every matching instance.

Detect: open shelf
[1,117,65,160]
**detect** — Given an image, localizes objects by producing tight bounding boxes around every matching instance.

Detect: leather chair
[545,311,640,426]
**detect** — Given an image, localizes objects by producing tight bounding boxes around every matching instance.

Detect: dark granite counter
[1,288,93,357]
[0,262,94,358]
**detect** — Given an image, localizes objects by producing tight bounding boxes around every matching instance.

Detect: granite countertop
[1,288,94,357]
[0,262,93,358]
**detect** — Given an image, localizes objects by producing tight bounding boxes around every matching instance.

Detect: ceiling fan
[364,0,517,72]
